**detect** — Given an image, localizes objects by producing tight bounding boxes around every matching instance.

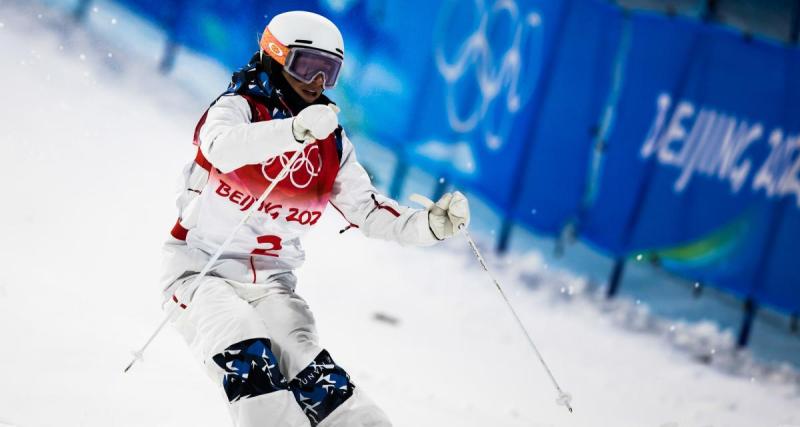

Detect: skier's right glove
[292,104,339,143]
[410,192,471,241]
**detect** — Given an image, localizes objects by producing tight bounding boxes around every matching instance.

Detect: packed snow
[0,2,799,426]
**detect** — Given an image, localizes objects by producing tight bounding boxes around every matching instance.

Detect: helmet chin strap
[269,69,308,114]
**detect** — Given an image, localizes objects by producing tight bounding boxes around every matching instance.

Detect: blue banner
[576,12,800,309]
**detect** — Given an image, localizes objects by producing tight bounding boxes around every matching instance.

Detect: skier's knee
[290,349,355,426]
[212,338,288,402]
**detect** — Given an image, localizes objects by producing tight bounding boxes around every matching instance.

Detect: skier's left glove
[414,191,470,240]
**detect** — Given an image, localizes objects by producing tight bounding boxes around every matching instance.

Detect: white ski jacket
[161,94,436,291]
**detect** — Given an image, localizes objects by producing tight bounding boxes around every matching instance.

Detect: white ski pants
[169,275,391,427]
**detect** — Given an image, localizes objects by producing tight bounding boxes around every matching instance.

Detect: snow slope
[0,3,799,426]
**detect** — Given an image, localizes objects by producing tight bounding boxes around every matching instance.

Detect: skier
[160,10,470,427]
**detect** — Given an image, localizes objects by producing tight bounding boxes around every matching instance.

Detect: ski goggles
[284,47,343,89]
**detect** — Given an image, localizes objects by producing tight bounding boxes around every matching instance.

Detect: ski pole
[458,223,573,413]
[410,194,574,413]
[124,142,310,373]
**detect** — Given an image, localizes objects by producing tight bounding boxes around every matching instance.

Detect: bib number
[251,235,282,257]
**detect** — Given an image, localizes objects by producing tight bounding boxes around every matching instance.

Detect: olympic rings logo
[261,145,322,189]
[434,0,543,150]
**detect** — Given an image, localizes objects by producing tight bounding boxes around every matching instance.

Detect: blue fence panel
[512,0,622,235]
[578,12,799,306]
[577,13,703,254]
[751,48,800,313]
[331,1,439,148]
[403,0,570,210]
[757,205,800,313]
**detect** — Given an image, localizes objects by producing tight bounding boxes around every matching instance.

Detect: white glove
[410,191,470,240]
[292,104,339,142]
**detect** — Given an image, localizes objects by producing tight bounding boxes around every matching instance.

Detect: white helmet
[260,11,344,88]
